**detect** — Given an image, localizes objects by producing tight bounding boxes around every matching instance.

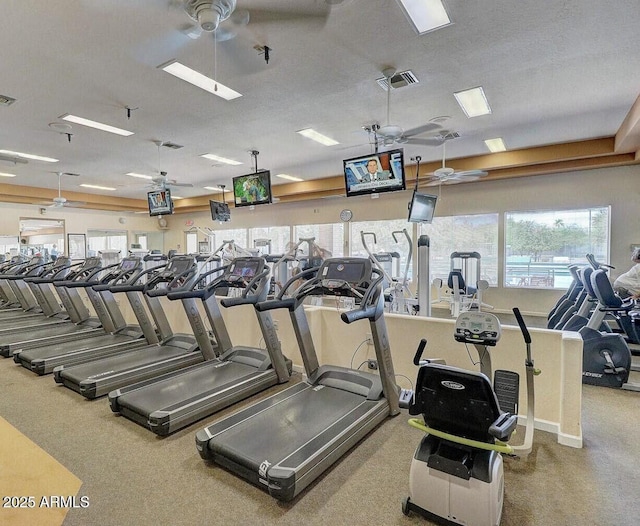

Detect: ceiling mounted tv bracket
[249,149,259,173]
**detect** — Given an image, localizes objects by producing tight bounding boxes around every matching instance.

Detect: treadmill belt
[18,333,134,361]
[61,345,193,382]
[211,385,367,469]
[117,361,258,415]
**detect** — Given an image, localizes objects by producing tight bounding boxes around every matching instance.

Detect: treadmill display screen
[120,259,138,271]
[168,259,193,275]
[230,260,260,279]
[323,261,366,284]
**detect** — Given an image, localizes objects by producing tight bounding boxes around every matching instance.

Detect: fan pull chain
[214,35,218,92]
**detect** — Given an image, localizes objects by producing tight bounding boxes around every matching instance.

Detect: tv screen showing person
[343,149,406,197]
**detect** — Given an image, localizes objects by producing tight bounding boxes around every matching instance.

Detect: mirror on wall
[18,217,65,261]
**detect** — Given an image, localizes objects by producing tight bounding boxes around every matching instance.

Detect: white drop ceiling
[1,0,639,205]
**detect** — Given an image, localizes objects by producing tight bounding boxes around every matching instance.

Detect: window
[420,214,499,285]
[249,226,291,255]
[294,223,344,257]
[87,230,128,256]
[209,228,248,252]
[505,207,609,288]
[0,236,20,257]
[350,219,413,281]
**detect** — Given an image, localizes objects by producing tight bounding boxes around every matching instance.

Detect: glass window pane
[209,228,248,251]
[249,226,291,255]
[350,219,413,281]
[419,214,499,286]
[505,207,609,288]
[294,223,344,257]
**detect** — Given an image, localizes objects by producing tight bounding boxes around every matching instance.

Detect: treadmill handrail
[30,260,87,284]
[144,262,199,298]
[341,271,385,324]
[109,263,168,293]
[89,260,142,291]
[219,265,271,308]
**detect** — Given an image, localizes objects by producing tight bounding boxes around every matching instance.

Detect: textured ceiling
[1,0,639,203]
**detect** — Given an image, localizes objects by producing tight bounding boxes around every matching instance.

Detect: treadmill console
[226,258,263,286]
[163,256,196,278]
[318,258,372,296]
[454,311,502,346]
[120,257,140,271]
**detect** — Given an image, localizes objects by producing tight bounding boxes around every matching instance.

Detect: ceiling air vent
[161,141,183,150]
[0,95,16,106]
[376,70,419,91]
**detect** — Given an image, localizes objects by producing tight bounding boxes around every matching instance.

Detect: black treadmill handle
[166,289,206,300]
[220,295,260,308]
[341,305,377,324]
[512,307,532,344]
[254,298,296,312]
[55,279,101,289]
[413,339,428,366]
[109,283,146,293]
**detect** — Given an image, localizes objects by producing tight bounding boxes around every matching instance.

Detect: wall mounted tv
[343,148,406,198]
[407,190,437,223]
[232,170,272,207]
[209,200,231,222]
[147,188,173,216]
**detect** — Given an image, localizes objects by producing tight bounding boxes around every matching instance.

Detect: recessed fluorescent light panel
[454,87,492,118]
[126,172,154,180]
[484,138,506,153]
[296,128,339,146]
[80,184,116,191]
[159,61,242,101]
[200,153,243,166]
[171,195,184,200]
[275,173,304,182]
[0,149,58,163]
[396,0,452,34]
[0,172,16,177]
[60,114,134,136]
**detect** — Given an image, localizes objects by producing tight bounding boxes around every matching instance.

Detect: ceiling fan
[151,171,194,190]
[374,68,445,147]
[180,0,332,43]
[38,172,85,208]
[148,140,193,191]
[424,140,488,186]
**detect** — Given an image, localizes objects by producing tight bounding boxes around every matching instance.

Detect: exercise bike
[401,308,539,525]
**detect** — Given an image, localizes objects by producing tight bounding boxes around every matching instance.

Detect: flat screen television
[407,190,437,223]
[232,170,272,207]
[343,148,406,198]
[147,188,173,216]
[209,200,231,222]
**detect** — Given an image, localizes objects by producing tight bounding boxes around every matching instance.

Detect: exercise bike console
[454,311,501,346]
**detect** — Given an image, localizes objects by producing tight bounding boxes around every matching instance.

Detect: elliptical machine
[580,269,638,391]
[402,308,538,525]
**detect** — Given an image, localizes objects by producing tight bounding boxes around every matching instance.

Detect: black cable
[356,360,368,371]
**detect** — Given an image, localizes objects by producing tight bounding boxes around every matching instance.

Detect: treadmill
[0,257,105,357]
[53,255,220,399]
[14,257,158,375]
[195,257,401,501]
[109,257,292,436]
[0,256,51,322]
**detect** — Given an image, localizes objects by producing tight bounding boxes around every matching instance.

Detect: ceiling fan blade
[404,137,445,146]
[243,5,331,27]
[454,170,489,178]
[403,122,443,137]
[170,182,194,188]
